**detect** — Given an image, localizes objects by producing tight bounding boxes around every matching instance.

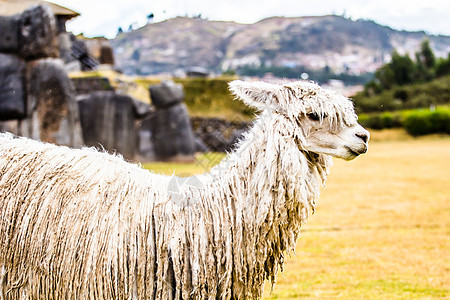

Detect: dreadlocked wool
[0,80,368,299]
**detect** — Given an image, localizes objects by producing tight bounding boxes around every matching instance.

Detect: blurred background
[0,0,448,298]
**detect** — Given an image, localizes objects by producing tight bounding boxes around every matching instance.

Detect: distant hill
[111,15,450,76]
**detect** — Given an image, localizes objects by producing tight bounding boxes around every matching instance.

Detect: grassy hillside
[136,76,256,121]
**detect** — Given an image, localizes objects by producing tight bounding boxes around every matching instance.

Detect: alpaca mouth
[347,148,360,157]
[346,145,367,156]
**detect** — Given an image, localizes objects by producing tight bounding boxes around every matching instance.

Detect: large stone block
[0,15,19,52]
[113,95,136,159]
[150,103,196,160]
[77,91,137,160]
[136,116,156,161]
[77,92,115,151]
[149,80,184,108]
[26,58,83,147]
[131,97,152,118]
[18,5,58,59]
[0,53,26,120]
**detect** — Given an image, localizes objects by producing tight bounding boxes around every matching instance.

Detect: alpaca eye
[307,112,320,121]
[307,112,327,121]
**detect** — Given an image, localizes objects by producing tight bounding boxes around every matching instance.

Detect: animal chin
[345,145,367,158]
[296,139,335,158]
[346,147,360,157]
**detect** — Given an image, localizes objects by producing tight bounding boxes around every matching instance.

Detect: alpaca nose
[355,132,369,143]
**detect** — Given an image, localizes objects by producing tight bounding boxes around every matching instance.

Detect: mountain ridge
[111,15,450,76]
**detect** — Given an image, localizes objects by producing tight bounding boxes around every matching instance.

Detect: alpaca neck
[207,113,331,296]
[212,113,327,222]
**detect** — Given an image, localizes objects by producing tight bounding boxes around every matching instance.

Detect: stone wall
[77,90,150,160]
[0,5,83,147]
[72,77,114,94]
[191,117,251,152]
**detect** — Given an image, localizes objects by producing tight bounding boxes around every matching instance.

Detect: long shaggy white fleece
[0,80,369,299]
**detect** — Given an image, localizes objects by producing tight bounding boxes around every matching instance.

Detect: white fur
[0,80,369,299]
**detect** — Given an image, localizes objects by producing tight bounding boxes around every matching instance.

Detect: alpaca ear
[228,80,281,110]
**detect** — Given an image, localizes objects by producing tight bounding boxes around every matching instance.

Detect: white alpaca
[0,80,369,299]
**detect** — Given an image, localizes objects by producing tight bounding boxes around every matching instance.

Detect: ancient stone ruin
[0,4,83,147]
[0,3,148,161]
[140,81,197,161]
[0,2,246,163]
[73,77,151,160]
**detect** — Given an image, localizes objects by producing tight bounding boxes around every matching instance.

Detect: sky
[49,0,450,39]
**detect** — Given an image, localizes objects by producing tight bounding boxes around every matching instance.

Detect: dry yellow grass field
[144,129,450,299]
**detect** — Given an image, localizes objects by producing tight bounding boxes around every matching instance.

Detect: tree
[435,53,450,77]
[390,51,415,85]
[363,50,415,94]
[147,13,154,24]
[414,39,435,81]
[374,64,394,90]
[419,39,435,69]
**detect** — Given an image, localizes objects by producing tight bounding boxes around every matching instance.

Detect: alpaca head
[229,80,369,160]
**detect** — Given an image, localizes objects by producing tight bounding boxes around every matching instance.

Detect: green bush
[403,108,450,136]
[405,93,434,109]
[358,108,450,135]
[380,112,402,128]
[358,112,402,130]
[393,88,409,103]
[359,114,384,130]
[353,75,450,113]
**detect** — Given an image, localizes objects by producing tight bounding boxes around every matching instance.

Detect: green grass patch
[137,76,256,121]
[142,153,226,176]
[178,77,256,121]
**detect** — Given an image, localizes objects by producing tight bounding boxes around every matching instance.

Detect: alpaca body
[0,134,168,298]
[0,80,369,299]
[0,115,326,299]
